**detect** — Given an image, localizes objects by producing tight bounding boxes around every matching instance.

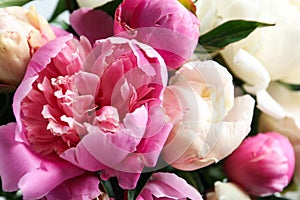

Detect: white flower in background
[206,181,251,200]
[196,0,300,119]
[76,0,111,8]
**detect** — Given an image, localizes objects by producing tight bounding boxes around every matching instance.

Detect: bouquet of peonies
[0,0,299,199]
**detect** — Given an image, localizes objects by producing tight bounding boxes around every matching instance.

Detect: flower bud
[0,6,55,85]
[224,132,295,196]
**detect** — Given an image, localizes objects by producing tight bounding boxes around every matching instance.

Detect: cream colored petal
[223,48,270,90]
[76,0,111,8]
[252,88,286,120]
[267,82,300,125]
[213,181,251,200]
[171,61,234,116]
[203,95,255,162]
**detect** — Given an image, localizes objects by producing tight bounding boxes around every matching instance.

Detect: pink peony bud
[114,0,200,69]
[0,6,55,86]
[224,132,295,197]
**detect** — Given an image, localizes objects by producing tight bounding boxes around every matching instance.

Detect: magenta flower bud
[224,132,295,197]
[114,0,200,70]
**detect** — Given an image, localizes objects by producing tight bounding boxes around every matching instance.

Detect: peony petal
[205,95,255,159]
[249,88,286,120]
[139,172,203,199]
[267,82,300,123]
[0,123,41,191]
[60,137,107,171]
[18,156,84,199]
[13,35,73,142]
[206,182,251,200]
[70,8,113,44]
[76,0,111,8]
[79,124,141,169]
[225,48,270,90]
[46,173,101,200]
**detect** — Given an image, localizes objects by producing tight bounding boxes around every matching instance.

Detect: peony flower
[76,0,112,8]
[224,132,295,197]
[162,60,255,170]
[0,6,55,86]
[70,7,113,44]
[114,0,200,69]
[206,181,251,200]
[60,36,171,189]
[0,35,103,199]
[258,82,300,195]
[7,32,171,194]
[196,0,300,118]
[136,172,203,200]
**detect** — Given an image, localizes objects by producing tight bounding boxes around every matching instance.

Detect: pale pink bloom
[137,172,203,200]
[114,0,200,69]
[224,132,295,197]
[0,6,55,85]
[70,8,113,44]
[9,33,171,195]
[162,60,255,170]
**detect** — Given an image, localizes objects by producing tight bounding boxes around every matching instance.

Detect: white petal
[230,49,270,89]
[255,88,286,120]
[213,181,251,200]
[76,0,111,8]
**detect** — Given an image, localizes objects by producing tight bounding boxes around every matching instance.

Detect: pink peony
[224,132,295,197]
[7,33,171,198]
[114,0,200,69]
[0,6,55,86]
[137,172,203,199]
[0,35,102,199]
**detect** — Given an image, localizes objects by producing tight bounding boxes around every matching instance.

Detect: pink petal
[136,105,172,167]
[138,172,203,199]
[81,125,141,168]
[70,8,113,44]
[18,155,84,199]
[46,173,101,200]
[0,123,41,191]
[51,25,70,37]
[60,139,107,171]
[13,35,73,142]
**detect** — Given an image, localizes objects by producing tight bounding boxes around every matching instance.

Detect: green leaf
[128,172,153,200]
[101,179,116,199]
[0,0,32,7]
[49,0,67,22]
[95,0,122,18]
[198,20,274,51]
